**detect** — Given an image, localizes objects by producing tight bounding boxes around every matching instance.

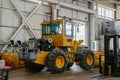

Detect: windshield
[65,21,73,37]
[42,22,62,35]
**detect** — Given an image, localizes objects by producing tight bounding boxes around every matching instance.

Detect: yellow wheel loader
[25,18,95,74]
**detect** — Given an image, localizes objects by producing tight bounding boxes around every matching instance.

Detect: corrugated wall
[58,0,89,22]
[61,0,89,8]
[0,0,50,42]
[59,7,89,22]
[99,1,115,9]
[116,10,120,19]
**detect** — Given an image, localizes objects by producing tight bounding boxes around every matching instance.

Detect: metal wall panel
[2,0,50,28]
[59,7,89,21]
[2,0,15,9]
[14,30,41,41]
[72,10,77,19]
[2,0,25,10]
[27,14,36,29]
[34,15,44,29]
[0,0,2,6]
[1,8,20,27]
[1,0,50,15]
[60,0,89,9]
[78,0,89,8]
[2,9,14,27]
[59,7,72,18]
[64,0,72,3]
[13,11,21,27]
[77,11,89,21]
[0,0,1,26]
[13,29,32,41]
[0,27,14,41]
[0,0,50,42]
[22,13,48,30]
[24,2,37,13]
[36,6,50,15]
[16,0,25,11]
[34,30,42,38]
[0,26,41,41]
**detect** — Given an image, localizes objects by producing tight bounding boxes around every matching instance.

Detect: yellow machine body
[25,18,101,73]
[42,19,73,47]
[94,51,104,67]
[41,18,89,65]
[35,52,49,65]
[72,40,83,53]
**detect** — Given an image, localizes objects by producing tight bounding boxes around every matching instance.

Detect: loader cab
[41,19,74,47]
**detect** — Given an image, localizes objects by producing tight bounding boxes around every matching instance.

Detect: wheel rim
[86,54,93,65]
[55,55,65,68]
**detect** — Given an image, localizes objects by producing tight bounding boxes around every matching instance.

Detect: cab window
[42,22,62,35]
[65,21,73,37]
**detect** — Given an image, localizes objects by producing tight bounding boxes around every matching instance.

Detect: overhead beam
[42,0,94,14]
[96,0,120,4]
[26,0,94,14]
[85,0,120,4]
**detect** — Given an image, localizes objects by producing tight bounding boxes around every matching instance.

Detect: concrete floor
[9,64,120,80]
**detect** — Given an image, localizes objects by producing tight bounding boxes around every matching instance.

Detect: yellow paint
[40,18,101,69]
[41,19,64,25]
[86,54,94,65]
[41,18,84,49]
[76,62,80,66]
[1,52,19,68]
[43,34,74,47]
[23,18,108,73]
[41,18,84,66]
[72,40,83,53]
[94,51,104,67]
[18,60,25,67]
[42,34,64,47]
[1,52,11,61]
[12,52,19,68]
[34,52,49,65]
[42,18,74,47]
[55,55,65,68]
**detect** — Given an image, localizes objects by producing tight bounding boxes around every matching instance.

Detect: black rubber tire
[25,60,45,72]
[80,50,95,70]
[67,62,74,69]
[46,48,67,74]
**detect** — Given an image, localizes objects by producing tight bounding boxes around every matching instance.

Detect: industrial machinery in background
[25,18,95,73]
[1,40,26,68]
[99,20,120,76]
[93,20,115,68]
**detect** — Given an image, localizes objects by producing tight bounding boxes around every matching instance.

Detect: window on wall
[98,5,115,20]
